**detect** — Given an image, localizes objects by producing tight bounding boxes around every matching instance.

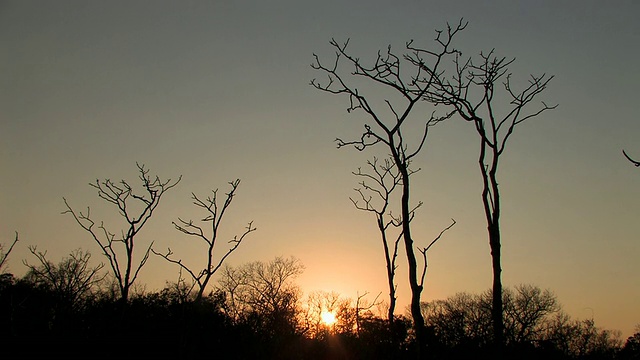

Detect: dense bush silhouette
[420,286,624,360]
[0,255,632,360]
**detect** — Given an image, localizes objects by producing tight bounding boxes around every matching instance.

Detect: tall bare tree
[152,179,256,302]
[311,21,464,355]
[63,163,181,303]
[422,21,557,350]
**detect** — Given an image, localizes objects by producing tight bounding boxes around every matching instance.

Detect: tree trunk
[480,140,504,357]
[399,165,426,358]
[380,217,396,328]
[489,222,503,357]
[120,285,130,305]
[488,155,504,357]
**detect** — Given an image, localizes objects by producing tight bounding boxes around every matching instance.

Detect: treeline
[1,253,638,360]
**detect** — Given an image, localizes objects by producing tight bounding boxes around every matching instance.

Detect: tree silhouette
[23,247,105,312]
[302,290,350,339]
[0,232,19,275]
[350,157,405,327]
[218,256,304,336]
[620,325,640,359]
[502,284,560,344]
[63,163,181,304]
[420,285,601,359]
[152,179,256,302]
[311,21,464,356]
[422,19,557,352]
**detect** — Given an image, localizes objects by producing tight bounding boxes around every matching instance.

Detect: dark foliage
[0,272,630,360]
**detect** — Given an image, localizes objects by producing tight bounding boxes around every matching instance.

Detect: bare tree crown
[63,163,181,302]
[152,179,256,301]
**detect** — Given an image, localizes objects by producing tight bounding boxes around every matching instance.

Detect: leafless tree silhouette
[63,163,181,303]
[311,21,463,355]
[421,19,557,351]
[152,179,256,302]
[23,247,106,311]
[0,231,19,274]
[354,290,383,336]
[218,256,304,335]
[351,157,405,327]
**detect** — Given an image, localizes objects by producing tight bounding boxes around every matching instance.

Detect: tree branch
[419,219,456,287]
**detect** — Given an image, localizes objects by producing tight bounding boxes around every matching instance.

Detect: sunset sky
[1,1,639,338]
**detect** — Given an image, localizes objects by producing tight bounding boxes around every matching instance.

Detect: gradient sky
[1,1,639,338]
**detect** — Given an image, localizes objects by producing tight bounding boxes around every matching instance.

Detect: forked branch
[419,219,456,287]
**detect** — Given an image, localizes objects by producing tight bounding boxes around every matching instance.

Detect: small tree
[302,290,349,338]
[421,291,492,348]
[63,163,181,303]
[0,232,19,275]
[350,157,404,327]
[545,317,622,358]
[152,179,256,302]
[23,247,105,311]
[353,291,383,336]
[423,20,557,350]
[218,256,304,335]
[501,284,560,344]
[620,325,640,359]
[422,285,561,352]
[311,22,464,355]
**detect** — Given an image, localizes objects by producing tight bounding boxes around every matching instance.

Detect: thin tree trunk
[380,219,396,327]
[482,146,504,357]
[489,222,503,356]
[399,165,426,358]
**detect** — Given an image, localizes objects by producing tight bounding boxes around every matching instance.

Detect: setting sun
[320,310,337,326]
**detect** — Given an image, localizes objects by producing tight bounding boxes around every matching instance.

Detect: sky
[1,0,639,338]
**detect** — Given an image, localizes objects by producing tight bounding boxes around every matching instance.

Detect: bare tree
[152,179,256,302]
[421,291,492,348]
[311,22,464,354]
[218,256,304,331]
[351,157,405,327]
[0,231,19,274]
[63,163,181,304]
[302,290,347,338]
[501,284,560,344]
[421,19,557,350]
[351,156,454,332]
[23,247,106,311]
[544,314,622,357]
[354,290,382,336]
[422,284,561,349]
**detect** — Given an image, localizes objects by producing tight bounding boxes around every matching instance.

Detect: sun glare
[320,310,337,326]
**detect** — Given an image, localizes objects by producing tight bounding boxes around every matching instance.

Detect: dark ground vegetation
[1,267,638,360]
